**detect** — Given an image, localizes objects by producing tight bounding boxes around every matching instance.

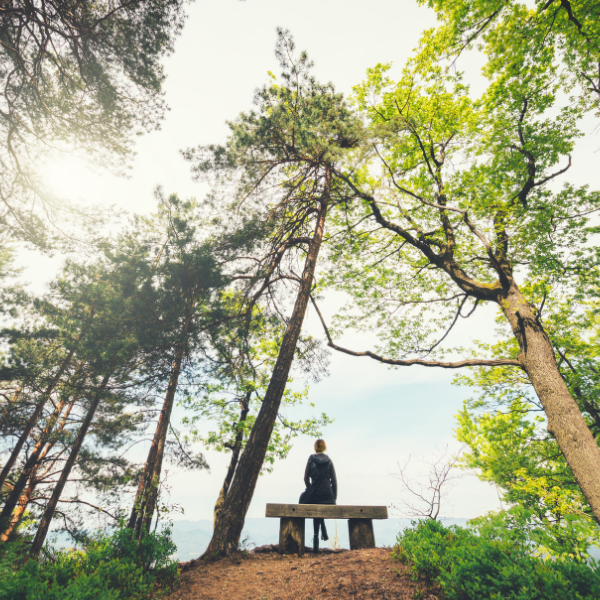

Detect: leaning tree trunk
[0,472,37,541]
[130,304,195,540]
[213,392,250,529]
[127,441,158,529]
[0,391,73,534]
[0,349,81,492]
[138,346,185,538]
[500,281,600,523]
[0,395,77,541]
[31,373,111,555]
[127,438,159,529]
[204,175,330,557]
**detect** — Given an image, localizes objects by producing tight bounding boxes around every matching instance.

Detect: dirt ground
[166,546,438,600]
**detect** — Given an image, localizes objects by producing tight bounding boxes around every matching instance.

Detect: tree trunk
[0,348,79,491]
[204,173,330,556]
[137,346,185,538]
[127,419,160,529]
[30,373,111,555]
[0,394,76,539]
[130,304,195,539]
[213,393,250,529]
[0,472,36,541]
[500,282,600,523]
[0,393,72,534]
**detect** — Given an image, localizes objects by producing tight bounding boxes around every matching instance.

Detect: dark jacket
[303,453,337,505]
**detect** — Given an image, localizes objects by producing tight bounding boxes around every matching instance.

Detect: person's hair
[314,439,327,453]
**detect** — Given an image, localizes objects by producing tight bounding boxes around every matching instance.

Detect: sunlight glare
[40,156,95,202]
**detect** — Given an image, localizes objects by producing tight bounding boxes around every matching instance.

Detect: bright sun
[40,156,96,202]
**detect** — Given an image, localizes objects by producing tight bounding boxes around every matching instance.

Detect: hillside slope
[167,547,437,599]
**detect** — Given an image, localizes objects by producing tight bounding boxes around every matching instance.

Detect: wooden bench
[265,503,388,556]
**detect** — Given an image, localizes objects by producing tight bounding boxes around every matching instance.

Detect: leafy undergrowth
[393,520,600,600]
[0,526,178,600]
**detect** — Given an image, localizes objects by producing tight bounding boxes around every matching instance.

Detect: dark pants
[313,518,326,538]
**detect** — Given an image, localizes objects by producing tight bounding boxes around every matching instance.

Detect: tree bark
[203,171,330,556]
[499,282,600,524]
[0,393,78,540]
[0,393,72,534]
[127,419,160,529]
[0,347,79,492]
[0,472,36,541]
[137,346,185,538]
[213,393,250,529]
[30,373,111,555]
[130,303,195,539]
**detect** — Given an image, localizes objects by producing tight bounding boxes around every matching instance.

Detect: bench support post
[279,517,305,556]
[348,518,375,550]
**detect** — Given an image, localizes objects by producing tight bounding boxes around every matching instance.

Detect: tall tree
[1,385,78,541]
[30,372,112,554]
[453,284,600,557]
[0,309,93,493]
[320,48,600,519]
[0,199,213,541]
[22,253,156,548]
[0,321,136,540]
[0,319,95,531]
[121,193,224,539]
[183,30,361,555]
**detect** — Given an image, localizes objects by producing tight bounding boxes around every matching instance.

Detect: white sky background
[17,0,600,525]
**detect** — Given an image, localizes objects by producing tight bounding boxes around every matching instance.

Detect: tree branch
[333,168,501,301]
[35,496,118,519]
[309,295,523,369]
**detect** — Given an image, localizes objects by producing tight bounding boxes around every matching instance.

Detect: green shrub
[469,506,600,562]
[0,525,178,600]
[392,519,600,600]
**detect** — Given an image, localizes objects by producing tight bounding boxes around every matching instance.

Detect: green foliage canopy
[417,0,600,113]
[324,53,597,357]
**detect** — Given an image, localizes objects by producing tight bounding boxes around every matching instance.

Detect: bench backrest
[266,503,388,519]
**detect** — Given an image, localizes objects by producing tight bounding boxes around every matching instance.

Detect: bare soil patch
[167,546,438,600]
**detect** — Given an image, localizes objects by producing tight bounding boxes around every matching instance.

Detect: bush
[392,519,600,600]
[0,525,178,600]
[469,506,600,562]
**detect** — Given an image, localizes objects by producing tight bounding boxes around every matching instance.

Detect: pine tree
[183,30,361,555]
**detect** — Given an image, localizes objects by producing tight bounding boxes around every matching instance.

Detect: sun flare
[40,156,96,202]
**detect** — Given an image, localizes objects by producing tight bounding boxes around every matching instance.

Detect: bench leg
[279,517,305,556]
[348,518,375,550]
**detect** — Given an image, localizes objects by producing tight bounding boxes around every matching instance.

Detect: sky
[17,0,600,528]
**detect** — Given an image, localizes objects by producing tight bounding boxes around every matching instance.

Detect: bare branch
[392,446,464,520]
[309,295,523,370]
[34,497,119,520]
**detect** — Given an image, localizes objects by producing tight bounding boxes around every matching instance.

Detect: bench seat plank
[266,503,388,519]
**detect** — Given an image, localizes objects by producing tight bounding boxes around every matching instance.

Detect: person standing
[301,439,337,553]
